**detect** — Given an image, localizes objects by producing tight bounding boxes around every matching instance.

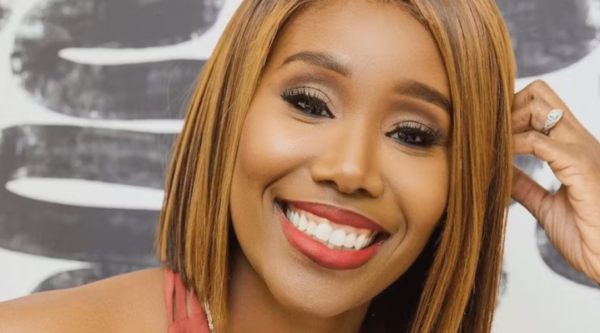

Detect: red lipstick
[278,208,383,270]
[286,200,387,233]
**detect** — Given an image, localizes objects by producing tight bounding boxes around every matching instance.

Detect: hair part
[156,0,516,332]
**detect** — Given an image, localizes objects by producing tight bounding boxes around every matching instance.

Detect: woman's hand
[511,79,600,285]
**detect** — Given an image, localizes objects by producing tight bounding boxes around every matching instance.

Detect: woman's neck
[226,247,370,333]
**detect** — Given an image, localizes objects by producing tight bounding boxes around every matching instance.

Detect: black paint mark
[11,0,220,119]
[32,264,150,293]
[497,0,600,77]
[0,125,175,264]
[498,269,508,306]
[19,0,221,48]
[0,3,10,31]
[2,0,225,292]
[10,57,203,120]
[0,125,173,187]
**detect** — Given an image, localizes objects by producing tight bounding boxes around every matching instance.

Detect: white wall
[0,1,598,332]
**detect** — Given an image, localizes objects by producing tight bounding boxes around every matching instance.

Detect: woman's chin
[264,274,371,318]
[280,295,364,318]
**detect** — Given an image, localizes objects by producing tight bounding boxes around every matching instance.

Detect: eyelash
[280,87,442,148]
[387,121,442,148]
[281,87,333,118]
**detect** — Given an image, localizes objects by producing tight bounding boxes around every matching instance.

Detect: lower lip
[279,209,382,270]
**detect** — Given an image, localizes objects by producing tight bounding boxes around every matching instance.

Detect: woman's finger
[513,130,580,187]
[511,81,581,142]
[512,97,552,134]
[511,164,551,222]
[512,103,579,142]
[513,80,572,114]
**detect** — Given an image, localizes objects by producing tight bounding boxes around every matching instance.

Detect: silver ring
[542,109,564,135]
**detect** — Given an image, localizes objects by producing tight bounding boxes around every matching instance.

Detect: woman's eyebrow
[394,79,452,114]
[278,51,351,77]
[279,50,452,114]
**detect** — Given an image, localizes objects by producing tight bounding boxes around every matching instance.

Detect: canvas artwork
[0,1,598,331]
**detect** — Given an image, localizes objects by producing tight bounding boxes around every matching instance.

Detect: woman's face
[230,0,451,316]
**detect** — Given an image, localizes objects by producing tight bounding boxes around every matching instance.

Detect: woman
[1,0,599,332]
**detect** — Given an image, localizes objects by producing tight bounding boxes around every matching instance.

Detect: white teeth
[354,234,367,250]
[315,223,332,242]
[329,229,346,247]
[290,211,299,227]
[307,221,317,236]
[343,233,357,249]
[298,214,308,231]
[283,206,383,251]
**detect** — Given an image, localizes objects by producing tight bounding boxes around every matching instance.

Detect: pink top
[164,269,211,333]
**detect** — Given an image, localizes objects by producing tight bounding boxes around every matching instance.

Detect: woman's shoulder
[0,268,168,333]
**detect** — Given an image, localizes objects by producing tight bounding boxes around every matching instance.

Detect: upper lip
[279,199,389,234]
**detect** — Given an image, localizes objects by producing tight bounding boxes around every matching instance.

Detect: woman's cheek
[236,100,321,184]
[383,151,449,232]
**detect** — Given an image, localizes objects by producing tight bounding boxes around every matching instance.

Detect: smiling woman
[0,0,554,333]
[156,0,515,332]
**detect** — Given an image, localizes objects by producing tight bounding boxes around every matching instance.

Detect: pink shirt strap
[164,268,211,333]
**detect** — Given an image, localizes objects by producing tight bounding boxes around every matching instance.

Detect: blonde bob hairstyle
[156,0,516,332]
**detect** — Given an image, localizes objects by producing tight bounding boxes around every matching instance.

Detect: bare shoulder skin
[0,268,168,333]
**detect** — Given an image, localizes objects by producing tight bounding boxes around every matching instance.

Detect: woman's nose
[310,126,384,198]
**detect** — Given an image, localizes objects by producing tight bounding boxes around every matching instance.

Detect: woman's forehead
[266,0,450,99]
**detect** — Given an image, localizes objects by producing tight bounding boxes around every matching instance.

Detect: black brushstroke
[496,269,508,307]
[11,54,203,120]
[496,0,600,77]
[11,0,219,119]
[1,0,224,292]
[0,125,174,187]
[20,0,221,48]
[0,4,10,31]
[0,125,176,264]
[32,264,151,293]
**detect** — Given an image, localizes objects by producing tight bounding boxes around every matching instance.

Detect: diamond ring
[542,109,564,135]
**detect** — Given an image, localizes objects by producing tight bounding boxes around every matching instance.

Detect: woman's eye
[388,122,442,148]
[281,87,333,118]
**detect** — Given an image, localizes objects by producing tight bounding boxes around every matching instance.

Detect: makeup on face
[276,199,391,270]
[228,0,451,319]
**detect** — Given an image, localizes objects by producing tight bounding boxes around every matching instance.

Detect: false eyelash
[281,87,333,118]
[388,121,443,148]
[281,88,443,149]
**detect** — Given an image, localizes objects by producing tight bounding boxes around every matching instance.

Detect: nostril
[356,187,374,198]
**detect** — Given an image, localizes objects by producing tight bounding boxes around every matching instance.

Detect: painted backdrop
[0,1,598,332]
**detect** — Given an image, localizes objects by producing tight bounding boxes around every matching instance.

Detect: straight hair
[156,0,516,332]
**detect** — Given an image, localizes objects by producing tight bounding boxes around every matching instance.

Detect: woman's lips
[278,208,383,270]
[286,200,388,233]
